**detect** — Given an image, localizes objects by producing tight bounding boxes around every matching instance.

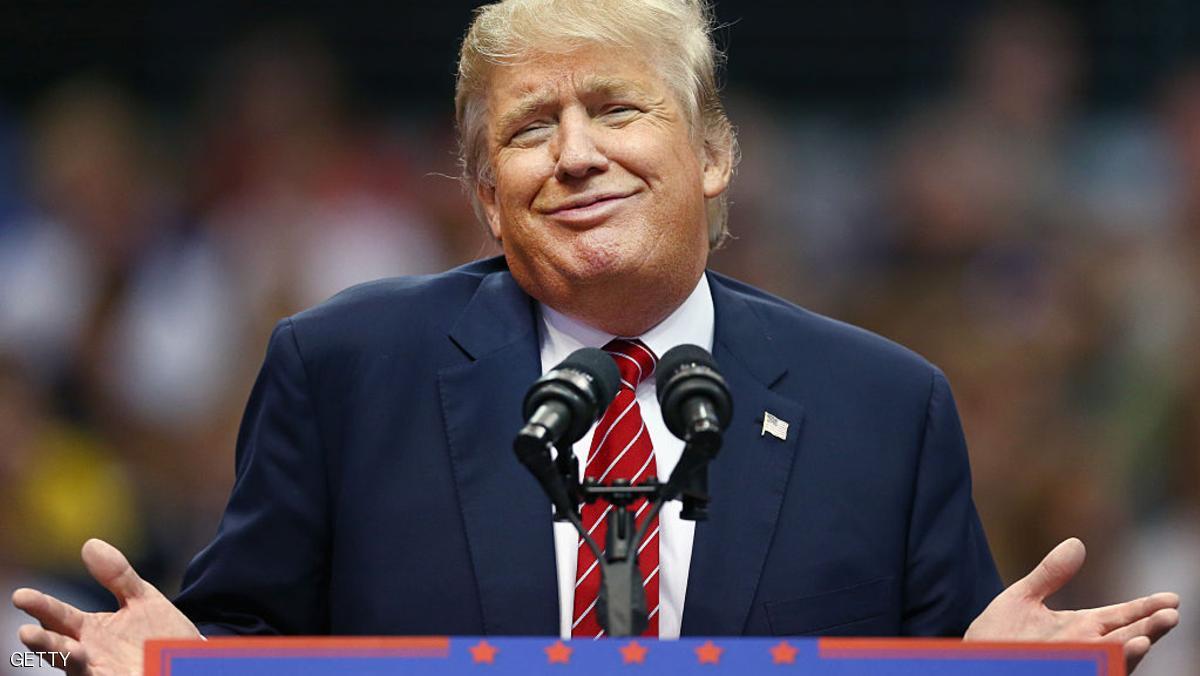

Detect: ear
[476,181,504,241]
[701,129,734,199]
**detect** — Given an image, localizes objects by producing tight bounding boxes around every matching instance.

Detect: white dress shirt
[537,274,715,640]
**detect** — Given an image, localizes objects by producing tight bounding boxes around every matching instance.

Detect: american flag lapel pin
[761,411,789,440]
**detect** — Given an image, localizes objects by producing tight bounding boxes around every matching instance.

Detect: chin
[557,231,639,281]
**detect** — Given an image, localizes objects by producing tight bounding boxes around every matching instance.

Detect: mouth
[542,192,638,225]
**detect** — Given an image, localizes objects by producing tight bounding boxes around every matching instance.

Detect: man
[12,0,1179,672]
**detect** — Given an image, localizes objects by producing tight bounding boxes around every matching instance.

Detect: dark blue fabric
[174,256,1003,637]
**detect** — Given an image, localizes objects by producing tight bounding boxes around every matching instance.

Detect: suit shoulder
[712,272,939,388]
[283,257,504,354]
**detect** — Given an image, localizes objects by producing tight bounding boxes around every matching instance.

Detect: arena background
[1,1,1197,673]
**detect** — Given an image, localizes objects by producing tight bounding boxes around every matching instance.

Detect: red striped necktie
[571,338,659,639]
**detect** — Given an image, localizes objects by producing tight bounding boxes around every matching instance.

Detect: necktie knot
[603,338,656,391]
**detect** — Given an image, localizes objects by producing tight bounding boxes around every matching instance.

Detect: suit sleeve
[901,369,1004,636]
[174,318,331,635]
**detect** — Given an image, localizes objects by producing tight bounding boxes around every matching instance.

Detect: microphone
[515,348,620,516]
[656,345,732,506]
[656,344,732,445]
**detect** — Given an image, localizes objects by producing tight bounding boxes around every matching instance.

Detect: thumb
[1014,537,1086,602]
[81,538,150,605]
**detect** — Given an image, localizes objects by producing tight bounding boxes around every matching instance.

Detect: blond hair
[455,0,737,249]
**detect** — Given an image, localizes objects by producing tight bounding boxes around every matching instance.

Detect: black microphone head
[522,347,620,444]
[656,344,732,440]
[656,345,716,396]
[559,347,621,409]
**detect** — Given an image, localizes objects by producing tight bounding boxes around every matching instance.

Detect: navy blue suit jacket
[175,256,1002,637]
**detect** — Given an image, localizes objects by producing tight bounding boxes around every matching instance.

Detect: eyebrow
[493,94,555,142]
[492,75,656,142]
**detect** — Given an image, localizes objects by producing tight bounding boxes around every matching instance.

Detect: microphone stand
[549,437,720,638]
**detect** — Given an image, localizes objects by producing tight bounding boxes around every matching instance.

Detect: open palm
[965,538,1179,673]
[12,539,200,676]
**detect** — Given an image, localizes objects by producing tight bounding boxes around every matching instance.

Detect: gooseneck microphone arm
[513,344,731,638]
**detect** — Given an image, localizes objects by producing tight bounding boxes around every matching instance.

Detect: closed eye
[599,105,640,126]
[603,105,639,116]
[509,121,554,145]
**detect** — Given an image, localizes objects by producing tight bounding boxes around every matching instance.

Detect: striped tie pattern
[571,338,659,639]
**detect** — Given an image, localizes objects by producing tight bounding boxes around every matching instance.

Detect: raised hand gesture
[12,539,201,675]
[965,538,1179,673]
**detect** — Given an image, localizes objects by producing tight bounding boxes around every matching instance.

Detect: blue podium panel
[145,637,1123,676]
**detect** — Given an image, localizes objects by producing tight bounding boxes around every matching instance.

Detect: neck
[527,268,703,337]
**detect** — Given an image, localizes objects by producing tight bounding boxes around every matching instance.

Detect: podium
[145,637,1124,675]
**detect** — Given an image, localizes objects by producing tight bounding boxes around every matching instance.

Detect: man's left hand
[964,538,1179,673]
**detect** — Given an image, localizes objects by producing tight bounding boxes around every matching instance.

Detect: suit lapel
[438,269,559,635]
[681,274,804,635]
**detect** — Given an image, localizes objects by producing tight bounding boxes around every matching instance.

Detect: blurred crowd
[1,5,1196,674]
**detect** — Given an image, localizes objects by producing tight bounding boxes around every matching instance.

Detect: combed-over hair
[455,0,737,249]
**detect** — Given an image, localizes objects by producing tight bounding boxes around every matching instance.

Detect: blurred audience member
[0,354,143,673]
[888,3,1081,260]
[1117,370,1200,676]
[0,78,241,593]
[192,26,452,337]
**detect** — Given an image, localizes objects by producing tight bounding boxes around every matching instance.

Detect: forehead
[485,47,668,112]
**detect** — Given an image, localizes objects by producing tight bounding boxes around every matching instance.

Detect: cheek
[608,133,669,179]
[624,129,703,189]
[495,151,552,208]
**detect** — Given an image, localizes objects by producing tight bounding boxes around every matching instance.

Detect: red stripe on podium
[146,637,451,676]
[818,638,1123,676]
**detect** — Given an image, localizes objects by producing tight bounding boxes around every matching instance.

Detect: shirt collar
[537,274,715,370]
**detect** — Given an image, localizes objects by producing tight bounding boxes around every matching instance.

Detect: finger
[1094,592,1181,633]
[1103,607,1180,646]
[17,624,86,671]
[1012,538,1086,601]
[81,538,148,604]
[11,588,86,637]
[1123,636,1151,674]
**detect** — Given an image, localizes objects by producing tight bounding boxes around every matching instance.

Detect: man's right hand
[11,538,202,675]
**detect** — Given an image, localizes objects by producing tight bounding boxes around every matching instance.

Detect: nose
[553,109,608,181]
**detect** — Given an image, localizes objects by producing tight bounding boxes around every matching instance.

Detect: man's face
[477,46,730,322]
